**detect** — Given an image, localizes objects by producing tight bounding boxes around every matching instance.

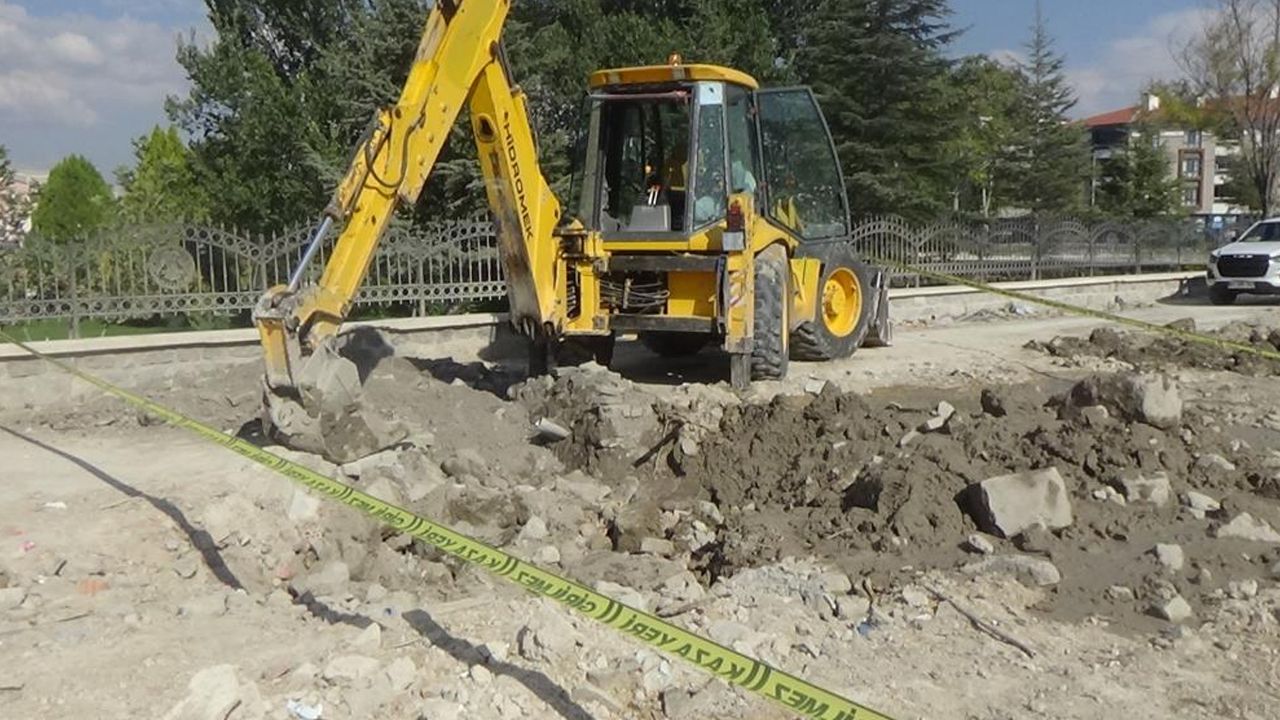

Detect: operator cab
[569,60,850,244]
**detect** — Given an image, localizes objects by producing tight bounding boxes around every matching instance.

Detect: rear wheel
[751,244,790,380]
[792,245,874,361]
[639,331,710,358]
[1209,284,1238,306]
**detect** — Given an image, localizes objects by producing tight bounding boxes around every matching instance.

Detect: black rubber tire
[1209,284,1238,306]
[751,244,790,381]
[791,247,876,361]
[639,331,710,358]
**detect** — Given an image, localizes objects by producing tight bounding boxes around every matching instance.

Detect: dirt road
[2,296,1280,719]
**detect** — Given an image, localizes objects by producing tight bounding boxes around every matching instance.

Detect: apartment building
[1083,95,1247,219]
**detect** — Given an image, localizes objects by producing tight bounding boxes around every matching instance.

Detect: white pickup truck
[1207,218,1280,305]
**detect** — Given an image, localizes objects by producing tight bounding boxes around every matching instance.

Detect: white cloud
[0,1,197,172]
[1062,8,1212,117]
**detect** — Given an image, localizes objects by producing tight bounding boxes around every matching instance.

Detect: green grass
[0,319,186,342]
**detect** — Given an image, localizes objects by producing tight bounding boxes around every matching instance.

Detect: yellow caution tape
[873,260,1280,363]
[0,329,893,720]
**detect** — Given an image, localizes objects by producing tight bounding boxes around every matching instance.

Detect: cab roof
[589,62,759,91]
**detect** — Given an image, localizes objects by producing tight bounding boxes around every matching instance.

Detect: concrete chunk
[962,554,1062,587]
[1115,471,1171,507]
[970,468,1073,539]
[1153,543,1184,572]
[1216,513,1280,544]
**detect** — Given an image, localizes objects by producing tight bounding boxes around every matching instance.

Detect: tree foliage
[117,126,208,223]
[1095,126,1182,218]
[1010,4,1089,214]
[30,155,115,243]
[946,57,1024,216]
[0,145,31,244]
[797,0,960,218]
[1179,0,1280,216]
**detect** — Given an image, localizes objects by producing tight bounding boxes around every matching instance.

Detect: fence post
[1031,219,1040,281]
[67,240,81,339]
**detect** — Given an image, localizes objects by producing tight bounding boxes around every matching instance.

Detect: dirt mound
[522,367,1280,633]
[1031,321,1280,376]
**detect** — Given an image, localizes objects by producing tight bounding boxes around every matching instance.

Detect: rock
[969,468,1073,539]
[323,655,381,683]
[898,429,922,448]
[1182,492,1221,520]
[1228,579,1260,600]
[1150,595,1194,623]
[817,570,853,594]
[385,657,417,692]
[707,620,756,646]
[1271,561,1280,580]
[1080,406,1111,428]
[418,699,462,720]
[966,534,995,555]
[804,379,829,395]
[295,561,350,598]
[1215,513,1280,544]
[1166,318,1197,333]
[348,623,382,654]
[161,665,261,720]
[469,664,493,686]
[920,401,956,433]
[1154,543,1185,572]
[1106,585,1135,602]
[442,449,488,479]
[1056,374,1182,430]
[1196,454,1237,473]
[901,585,931,609]
[980,389,1007,418]
[962,555,1062,587]
[519,516,549,542]
[595,581,648,611]
[1114,471,1171,507]
[640,538,676,557]
[517,613,579,663]
[534,546,561,565]
[1014,525,1054,555]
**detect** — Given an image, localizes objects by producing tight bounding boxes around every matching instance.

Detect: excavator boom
[254,0,561,460]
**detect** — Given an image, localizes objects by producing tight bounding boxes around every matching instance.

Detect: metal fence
[0,215,1238,335]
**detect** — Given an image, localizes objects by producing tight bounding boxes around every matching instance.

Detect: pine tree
[1011,3,1090,214]
[797,0,960,218]
[1096,125,1181,218]
[117,127,208,223]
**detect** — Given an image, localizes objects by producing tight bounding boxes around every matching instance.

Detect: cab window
[757,88,849,240]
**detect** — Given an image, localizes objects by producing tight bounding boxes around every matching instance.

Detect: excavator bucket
[260,330,408,465]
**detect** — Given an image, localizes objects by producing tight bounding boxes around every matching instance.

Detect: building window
[1186,130,1203,147]
[1180,151,1203,179]
[1182,184,1201,208]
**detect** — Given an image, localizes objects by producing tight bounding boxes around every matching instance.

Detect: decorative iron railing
[0,215,1240,335]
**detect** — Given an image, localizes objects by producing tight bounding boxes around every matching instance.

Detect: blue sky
[1,0,1208,177]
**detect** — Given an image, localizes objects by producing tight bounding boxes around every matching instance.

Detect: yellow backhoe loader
[253,0,891,459]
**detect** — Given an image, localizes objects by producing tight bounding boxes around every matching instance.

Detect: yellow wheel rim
[822,268,862,338]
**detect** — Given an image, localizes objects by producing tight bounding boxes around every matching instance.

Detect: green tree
[117,126,208,223]
[30,155,115,242]
[946,56,1024,216]
[1010,4,1090,214]
[1095,126,1182,218]
[796,0,960,218]
[0,145,30,243]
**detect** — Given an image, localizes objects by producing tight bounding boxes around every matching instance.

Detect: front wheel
[792,245,875,361]
[1209,284,1238,306]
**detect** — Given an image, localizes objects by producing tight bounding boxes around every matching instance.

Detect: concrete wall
[0,272,1200,410]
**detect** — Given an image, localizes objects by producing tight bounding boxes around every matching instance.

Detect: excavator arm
[254,0,562,459]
